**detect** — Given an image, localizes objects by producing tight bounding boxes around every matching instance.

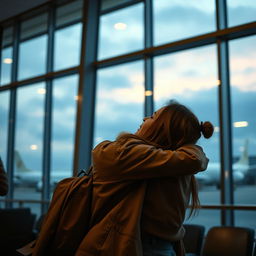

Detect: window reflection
[94,61,144,145]
[230,36,256,209]
[98,3,144,60]
[227,0,256,27]
[154,45,220,203]
[0,91,10,166]
[153,0,216,45]
[54,23,82,71]
[1,47,13,85]
[51,75,79,183]
[18,35,48,80]
[14,83,45,215]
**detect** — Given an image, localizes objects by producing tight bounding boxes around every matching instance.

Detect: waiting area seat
[183,224,205,256]
[201,226,255,256]
[0,208,36,256]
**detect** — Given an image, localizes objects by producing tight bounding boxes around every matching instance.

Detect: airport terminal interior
[0,0,256,254]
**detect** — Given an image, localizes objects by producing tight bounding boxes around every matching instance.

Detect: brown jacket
[76,136,208,256]
[0,157,8,196]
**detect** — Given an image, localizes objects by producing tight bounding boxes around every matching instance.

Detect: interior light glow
[37,88,46,94]
[3,58,13,64]
[74,95,79,101]
[214,126,220,132]
[30,145,38,150]
[145,90,153,96]
[233,121,248,128]
[114,23,127,30]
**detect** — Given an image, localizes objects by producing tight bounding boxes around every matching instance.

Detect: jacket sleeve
[92,140,209,181]
[0,158,8,196]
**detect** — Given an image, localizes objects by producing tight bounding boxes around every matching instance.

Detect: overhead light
[30,144,38,150]
[114,23,127,30]
[37,88,46,94]
[233,121,248,128]
[3,58,13,64]
[145,90,153,96]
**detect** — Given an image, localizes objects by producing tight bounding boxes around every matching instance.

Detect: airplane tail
[14,150,31,172]
[237,139,249,166]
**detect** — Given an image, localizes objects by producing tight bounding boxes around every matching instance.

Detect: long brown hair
[120,100,214,217]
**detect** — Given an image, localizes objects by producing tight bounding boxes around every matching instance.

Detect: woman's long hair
[119,100,214,217]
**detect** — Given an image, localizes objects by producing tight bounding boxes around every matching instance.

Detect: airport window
[153,0,216,46]
[227,0,256,27]
[0,91,10,166]
[51,75,79,185]
[230,35,256,229]
[94,61,144,145]
[14,83,45,216]
[0,46,13,85]
[98,3,144,60]
[18,35,48,80]
[154,45,220,218]
[53,23,82,71]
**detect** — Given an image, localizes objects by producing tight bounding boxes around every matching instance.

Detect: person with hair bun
[76,100,213,256]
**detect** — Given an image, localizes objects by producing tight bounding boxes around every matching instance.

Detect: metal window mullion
[216,0,234,226]
[73,0,100,172]
[41,5,55,214]
[6,20,20,208]
[144,0,154,117]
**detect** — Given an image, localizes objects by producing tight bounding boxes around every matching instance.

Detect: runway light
[37,88,46,94]
[3,58,13,64]
[233,121,248,128]
[145,90,153,96]
[30,145,38,150]
[114,23,127,30]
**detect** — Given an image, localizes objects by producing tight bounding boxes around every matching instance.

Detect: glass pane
[101,0,133,11]
[227,0,256,27]
[0,91,10,166]
[235,211,256,231]
[230,36,256,206]
[94,61,144,145]
[98,3,144,60]
[18,35,48,80]
[56,0,83,27]
[154,45,220,203]
[51,75,79,184]
[20,13,48,40]
[54,23,82,71]
[153,0,216,46]
[1,47,13,85]
[14,83,45,216]
[2,26,13,47]
[185,209,220,233]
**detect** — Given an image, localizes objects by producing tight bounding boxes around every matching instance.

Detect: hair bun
[201,121,214,139]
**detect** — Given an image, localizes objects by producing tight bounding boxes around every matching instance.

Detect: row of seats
[184,224,255,256]
[0,208,255,256]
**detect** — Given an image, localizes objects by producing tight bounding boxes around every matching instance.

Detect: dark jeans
[142,233,176,256]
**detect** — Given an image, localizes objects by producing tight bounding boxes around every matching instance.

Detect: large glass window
[54,23,82,71]
[153,0,216,46]
[0,91,10,166]
[14,83,45,216]
[1,47,13,85]
[227,0,256,27]
[18,35,48,80]
[51,75,79,184]
[94,61,144,145]
[230,36,256,228]
[98,3,144,60]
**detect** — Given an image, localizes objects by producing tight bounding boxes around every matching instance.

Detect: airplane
[195,139,256,189]
[14,150,72,191]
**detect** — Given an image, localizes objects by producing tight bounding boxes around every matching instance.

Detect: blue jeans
[142,234,176,256]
